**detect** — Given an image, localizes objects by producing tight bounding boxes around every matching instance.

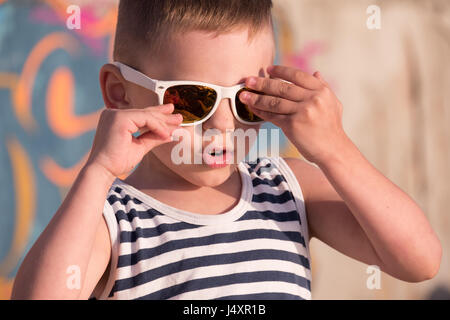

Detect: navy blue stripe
[215,292,304,300]
[119,209,301,242]
[251,174,285,187]
[114,187,123,194]
[111,249,310,293]
[115,208,164,223]
[135,270,311,300]
[247,158,263,169]
[117,229,306,267]
[252,190,293,204]
[238,209,300,223]
[120,222,200,242]
[107,194,142,206]
[256,163,272,174]
[248,162,272,175]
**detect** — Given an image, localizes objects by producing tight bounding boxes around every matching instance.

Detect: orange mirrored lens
[163,85,217,124]
[236,88,264,122]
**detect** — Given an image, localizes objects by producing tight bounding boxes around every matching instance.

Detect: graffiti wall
[0,0,117,298]
[1,0,449,299]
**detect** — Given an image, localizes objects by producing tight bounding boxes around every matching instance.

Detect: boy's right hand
[86,104,183,178]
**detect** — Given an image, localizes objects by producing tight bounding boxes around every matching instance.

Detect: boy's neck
[124,151,197,191]
[123,152,243,215]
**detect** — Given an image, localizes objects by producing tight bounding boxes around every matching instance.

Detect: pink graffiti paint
[283,41,337,92]
[285,41,324,75]
[30,6,105,56]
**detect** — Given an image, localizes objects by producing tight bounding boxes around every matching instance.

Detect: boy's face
[128,25,276,187]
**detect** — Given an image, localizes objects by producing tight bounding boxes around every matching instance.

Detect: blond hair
[114,0,274,65]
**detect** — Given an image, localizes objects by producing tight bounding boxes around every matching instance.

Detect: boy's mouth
[202,146,234,168]
[208,149,224,156]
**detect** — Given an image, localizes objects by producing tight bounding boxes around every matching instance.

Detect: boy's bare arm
[11,163,114,299]
[285,147,442,282]
[11,97,183,299]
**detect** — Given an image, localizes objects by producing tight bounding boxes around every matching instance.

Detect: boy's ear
[99,63,130,109]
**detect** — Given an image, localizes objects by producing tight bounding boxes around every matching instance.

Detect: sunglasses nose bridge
[221,86,244,112]
[220,85,243,99]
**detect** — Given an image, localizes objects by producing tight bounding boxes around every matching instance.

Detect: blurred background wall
[0,0,449,299]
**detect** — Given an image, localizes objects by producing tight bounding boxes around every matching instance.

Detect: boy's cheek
[151,124,262,163]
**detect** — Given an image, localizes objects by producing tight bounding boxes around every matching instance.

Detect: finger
[120,109,166,142]
[164,113,184,125]
[135,130,173,152]
[239,91,298,114]
[144,103,175,114]
[147,119,171,139]
[267,65,322,90]
[245,76,308,102]
[146,107,179,129]
[139,112,172,139]
[146,104,183,126]
[246,103,286,125]
[313,71,329,87]
[145,106,183,126]
[138,117,179,135]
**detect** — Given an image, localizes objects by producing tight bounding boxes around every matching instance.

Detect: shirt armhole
[96,199,119,300]
[271,157,312,257]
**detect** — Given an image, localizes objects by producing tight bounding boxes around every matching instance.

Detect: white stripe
[117,215,301,250]
[169,280,311,300]
[115,208,176,231]
[249,166,280,179]
[116,236,310,281]
[247,158,272,173]
[252,181,290,195]
[248,199,297,213]
[114,258,310,300]
[109,199,160,216]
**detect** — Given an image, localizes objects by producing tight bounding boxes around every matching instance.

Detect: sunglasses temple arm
[113,61,157,91]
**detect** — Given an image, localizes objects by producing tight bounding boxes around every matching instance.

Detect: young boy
[12,0,441,300]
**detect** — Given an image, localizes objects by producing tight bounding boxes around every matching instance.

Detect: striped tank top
[94,157,312,300]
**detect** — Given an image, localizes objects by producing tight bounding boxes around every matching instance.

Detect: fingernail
[240,92,250,101]
[247,77,256,87]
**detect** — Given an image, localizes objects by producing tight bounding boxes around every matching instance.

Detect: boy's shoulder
[278,157,323,203]
[243,156,316,180]
[244,156,318,198]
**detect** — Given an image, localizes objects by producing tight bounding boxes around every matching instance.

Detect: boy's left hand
[239,65,351,166]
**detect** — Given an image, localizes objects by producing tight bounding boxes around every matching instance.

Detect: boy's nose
[202,98,236,133]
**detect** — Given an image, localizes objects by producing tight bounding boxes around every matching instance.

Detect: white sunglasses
[114,61,265,126]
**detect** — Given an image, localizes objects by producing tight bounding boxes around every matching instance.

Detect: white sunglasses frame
[113,61,265,126]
